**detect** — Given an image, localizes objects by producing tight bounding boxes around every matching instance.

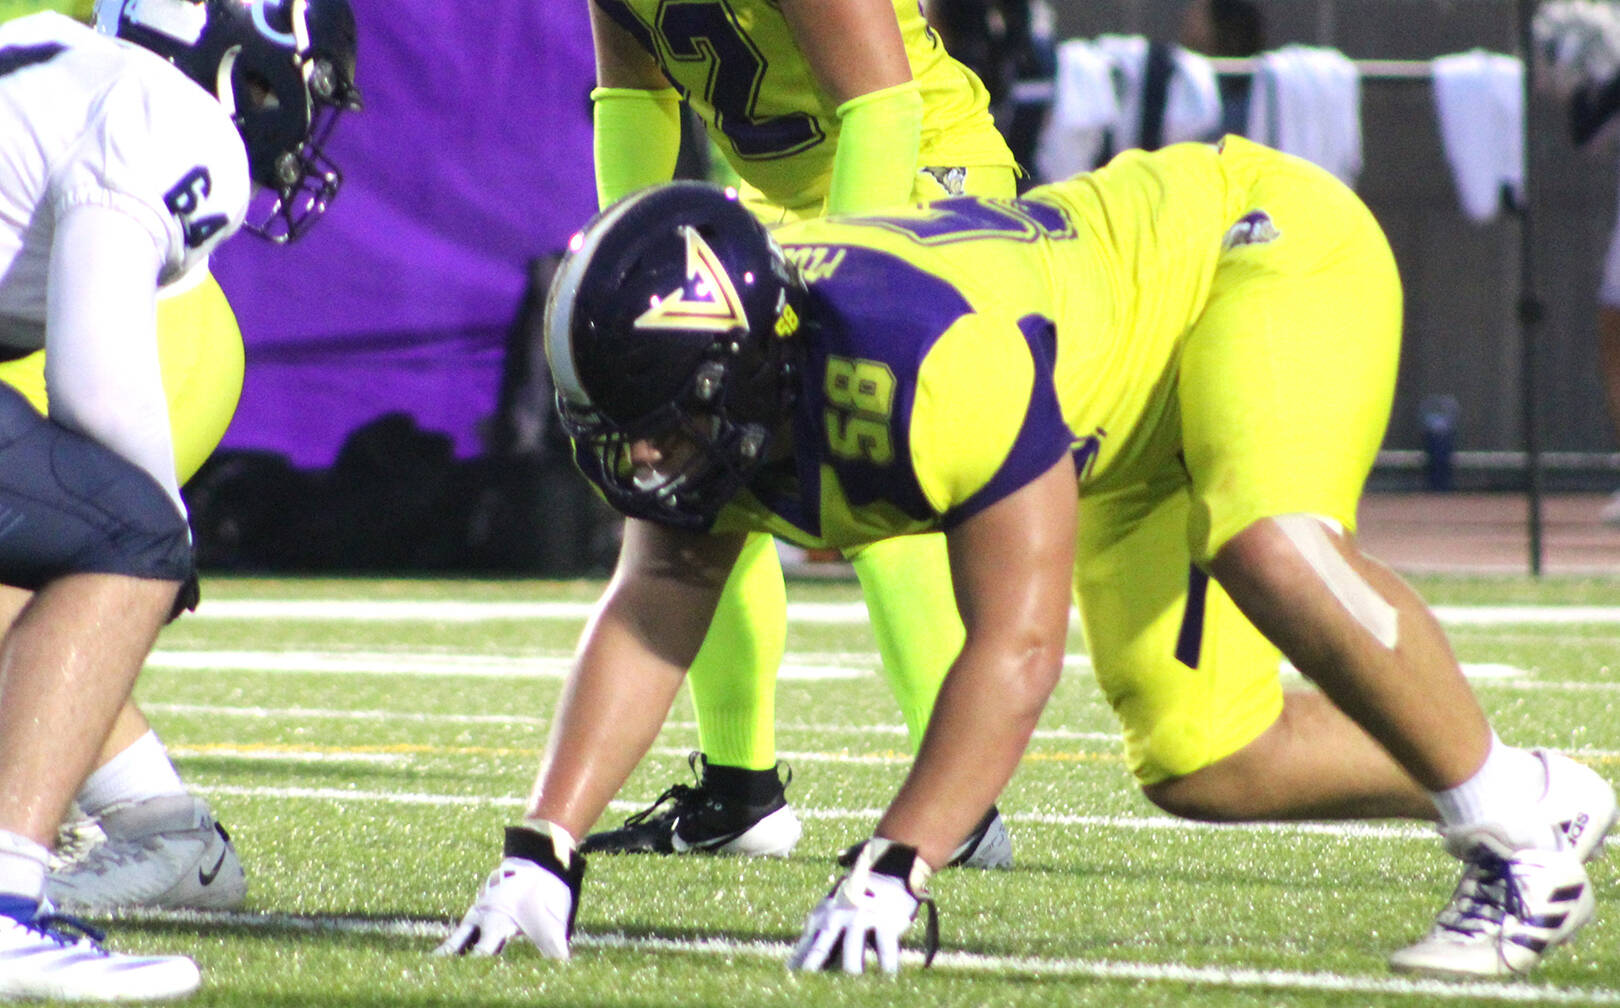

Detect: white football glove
[435,823,585,959]
[787,838,938,975]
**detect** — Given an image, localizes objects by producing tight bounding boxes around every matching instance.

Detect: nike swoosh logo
[198,847,228,886]
[669,818,754,853]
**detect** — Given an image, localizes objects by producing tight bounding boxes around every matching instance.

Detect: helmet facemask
[230,0,362,242]
[99,0,361,243]
[239,66,354,242]
[559,353,783,531]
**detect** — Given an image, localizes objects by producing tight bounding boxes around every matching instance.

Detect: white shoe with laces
[49,803,104,874]
[0,904,200,1001]
[1389,752,1615,979]
[46,795,246,912]
[1389,825,1594,978]
[948,807,1013,870]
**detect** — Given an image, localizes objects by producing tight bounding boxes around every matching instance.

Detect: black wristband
[836,839,925,889]
[868,841,924,884]
[503,825,587,936]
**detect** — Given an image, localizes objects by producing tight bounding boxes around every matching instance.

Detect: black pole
[1518,0,1545,576]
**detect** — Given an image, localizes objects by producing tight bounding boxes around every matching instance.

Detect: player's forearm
[526,607,690,836]
[45,205,183,517]
[825,80,924,215]
[526,528,733,835]
[876,460,1077,866]
[876,637,1062,867]
[592,86,682,209]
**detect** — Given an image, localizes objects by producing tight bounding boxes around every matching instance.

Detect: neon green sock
[688,532,787,770]
[848,533,964,751]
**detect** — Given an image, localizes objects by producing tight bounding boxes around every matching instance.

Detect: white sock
[1430,732,1553,849]
[76,730,186,817]
[0,831,49,905]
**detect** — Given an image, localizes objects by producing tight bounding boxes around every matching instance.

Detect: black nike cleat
[583,752,801,857]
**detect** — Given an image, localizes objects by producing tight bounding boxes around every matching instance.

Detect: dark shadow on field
[70,907,452,943]
[962,853,1440,894]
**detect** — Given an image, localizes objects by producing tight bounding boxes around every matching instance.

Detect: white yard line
[143,649,1094,679]
[184,782,1445,841]
[187,598,1620,626]
[153,703,1620,760]
[147,702,1120,739]
[148,648,1595,690]
[149,648,1564,687]
[110,907,1620,1004]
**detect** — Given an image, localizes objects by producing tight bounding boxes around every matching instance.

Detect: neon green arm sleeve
[591,86,683,210]
[824,79,924,216]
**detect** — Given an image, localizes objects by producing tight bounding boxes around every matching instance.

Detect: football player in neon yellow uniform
[581,0,1018,864]
[444,136,1618,978]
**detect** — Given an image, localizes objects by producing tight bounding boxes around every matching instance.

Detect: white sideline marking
[143,649,1096,680]
[188,598,1620,626]
[147,648,1557,686]
[185,782,1446,841]
[110,908,1620,1003]
[142,701,1122,743]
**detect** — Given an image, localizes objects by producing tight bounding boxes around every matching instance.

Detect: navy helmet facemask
[98,0,362,241]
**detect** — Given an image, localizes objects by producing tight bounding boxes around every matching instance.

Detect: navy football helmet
[98,0,362,241]
[543,182,806,530]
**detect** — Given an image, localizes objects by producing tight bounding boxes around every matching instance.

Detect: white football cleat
[47,795,246,912]
[583,754,802,857]
[0,906,200,1001]
[49,803,104,873]
[948,807,1013,870]
[1389,825,1594,978]
[1534,749,1619,863]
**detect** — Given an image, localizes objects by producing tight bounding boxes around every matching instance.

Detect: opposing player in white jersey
[0,0,359,999]
[0,1,241,920]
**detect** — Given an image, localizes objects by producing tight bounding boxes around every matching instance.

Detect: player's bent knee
[1142,768,1243,821]
[56,439,191,580]
[1213,513,1398,650]
[1141,742,1280,822]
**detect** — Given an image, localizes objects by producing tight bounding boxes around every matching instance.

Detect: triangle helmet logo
[634,226,749,333]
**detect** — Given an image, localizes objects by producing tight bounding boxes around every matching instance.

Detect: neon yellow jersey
[713,140,1265,550]
[0,1,92,25]
[591,0,1012,212]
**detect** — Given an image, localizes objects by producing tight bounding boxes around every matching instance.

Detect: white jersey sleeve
[0,13,249,510]
[50,45,249,286]
[0,13,250,341]
[47,202,182,516]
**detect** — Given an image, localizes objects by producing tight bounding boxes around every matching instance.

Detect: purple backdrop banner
[210,2,596,468]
